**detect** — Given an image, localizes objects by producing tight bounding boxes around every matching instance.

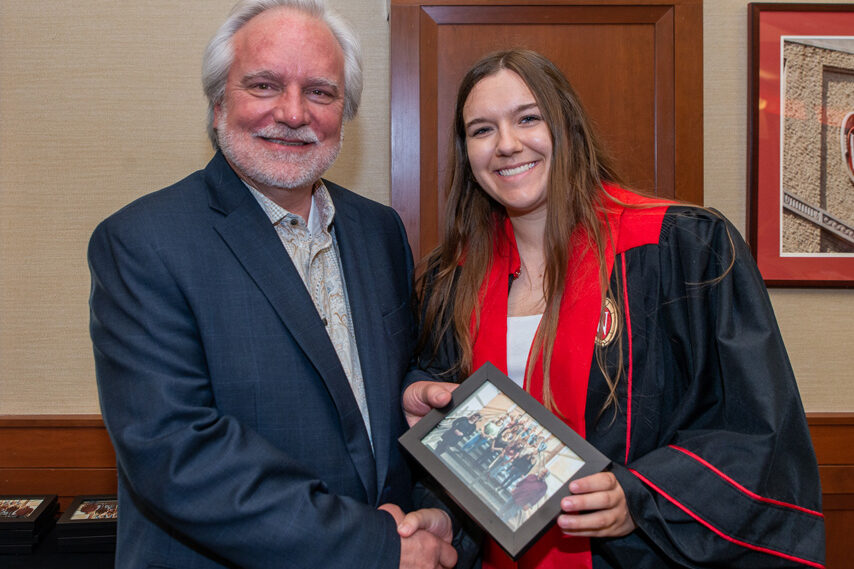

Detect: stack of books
[0,495,58,553]
[56,495,118,552]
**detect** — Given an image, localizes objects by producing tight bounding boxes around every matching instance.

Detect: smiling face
[463,69,553,219]
[213,7,345,206]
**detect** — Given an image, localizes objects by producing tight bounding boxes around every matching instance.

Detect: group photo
[422,382,585,531]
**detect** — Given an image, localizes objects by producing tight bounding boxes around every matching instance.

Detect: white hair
[201,0,362,148]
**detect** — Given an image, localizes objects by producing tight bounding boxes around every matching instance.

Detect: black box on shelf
[55,496,117,552]
[0,495,59,553]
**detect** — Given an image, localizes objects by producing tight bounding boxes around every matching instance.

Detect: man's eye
[247,83,278,95]
[307,88,335,102]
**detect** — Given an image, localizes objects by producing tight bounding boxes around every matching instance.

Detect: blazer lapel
[329,191,394,503]
[204,154,377,503]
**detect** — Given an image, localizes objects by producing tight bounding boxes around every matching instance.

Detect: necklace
[518,258,545,280]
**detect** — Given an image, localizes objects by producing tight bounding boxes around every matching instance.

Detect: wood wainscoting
[807,414,854,569]
[1,413,852,565]
[0,415,116,512]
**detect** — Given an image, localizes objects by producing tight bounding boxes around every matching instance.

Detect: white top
[506,314,543,387]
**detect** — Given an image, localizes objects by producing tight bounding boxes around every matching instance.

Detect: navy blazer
[89,152,416,568]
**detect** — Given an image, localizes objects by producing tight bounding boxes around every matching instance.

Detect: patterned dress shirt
[248,182,372,445]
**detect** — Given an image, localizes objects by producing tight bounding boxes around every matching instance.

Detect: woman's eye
[520,115,542,124]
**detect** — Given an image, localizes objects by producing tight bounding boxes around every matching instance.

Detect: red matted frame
[748,3,854,287]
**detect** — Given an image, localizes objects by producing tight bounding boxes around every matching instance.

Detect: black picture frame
[55,495,118,553]
[0,495,57,531]
[57,495,118,533]
[399,362,611,560]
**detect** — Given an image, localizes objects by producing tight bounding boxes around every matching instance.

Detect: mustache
[253,126,319,143]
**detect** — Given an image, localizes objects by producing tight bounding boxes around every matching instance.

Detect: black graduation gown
[407,204,825,569]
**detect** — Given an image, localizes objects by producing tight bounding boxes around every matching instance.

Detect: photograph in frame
[748,3,854,286]
[0,495,57,531]
[0,494,58,552]
[67,498,117,521]
[0,498,45,521]
[57,495,118,528]
[400,362,610,559]
[56,495,118,553]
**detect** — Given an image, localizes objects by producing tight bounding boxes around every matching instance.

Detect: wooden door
[390,0,703,259]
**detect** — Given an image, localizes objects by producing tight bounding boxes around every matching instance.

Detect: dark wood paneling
[0,415,116,512]
[819,465,854,495]
[809,413,854,464]
[825,510,854,569]
[808,414,854,569]
[1,425,114,468]
[390,0,703,259]
[1,413,851,565]
[390,5,424,256]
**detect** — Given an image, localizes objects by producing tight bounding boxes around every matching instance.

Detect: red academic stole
[471,186,667,569]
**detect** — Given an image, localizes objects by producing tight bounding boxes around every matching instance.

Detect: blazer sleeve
[88,213,401,569]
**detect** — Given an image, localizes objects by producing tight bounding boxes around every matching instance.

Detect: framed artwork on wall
[748,3,854,286]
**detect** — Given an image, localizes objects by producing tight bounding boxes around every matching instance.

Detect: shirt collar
[245,180,336,235]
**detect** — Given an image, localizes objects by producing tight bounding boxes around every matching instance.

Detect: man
[461,414,503,453]
[498,448,535,491]
[433,413,480,457]
[89,1,456,567]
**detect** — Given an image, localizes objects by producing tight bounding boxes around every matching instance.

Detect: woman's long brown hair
[415,49,627,415]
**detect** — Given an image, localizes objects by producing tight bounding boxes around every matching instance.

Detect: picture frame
[0,494,58,552]
[399,362,610,560]
[57,495,118,528]
[56,495,118,553]
[747,3,854,286]
[0,495,57,531]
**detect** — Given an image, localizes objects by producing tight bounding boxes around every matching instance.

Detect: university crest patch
[595,297,619,347]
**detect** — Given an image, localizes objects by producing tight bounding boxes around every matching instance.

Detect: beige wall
[0,0,849,414]
[0,0,390,414]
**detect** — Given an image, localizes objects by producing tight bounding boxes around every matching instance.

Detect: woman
[403,49,824,568]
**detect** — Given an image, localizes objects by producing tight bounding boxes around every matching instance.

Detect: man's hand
[402,381,457,427]
[379,504,457,569]
[556,472,636,537]
[395,508,453,543]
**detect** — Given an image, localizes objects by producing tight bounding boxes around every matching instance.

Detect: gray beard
[216,111,342,191]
